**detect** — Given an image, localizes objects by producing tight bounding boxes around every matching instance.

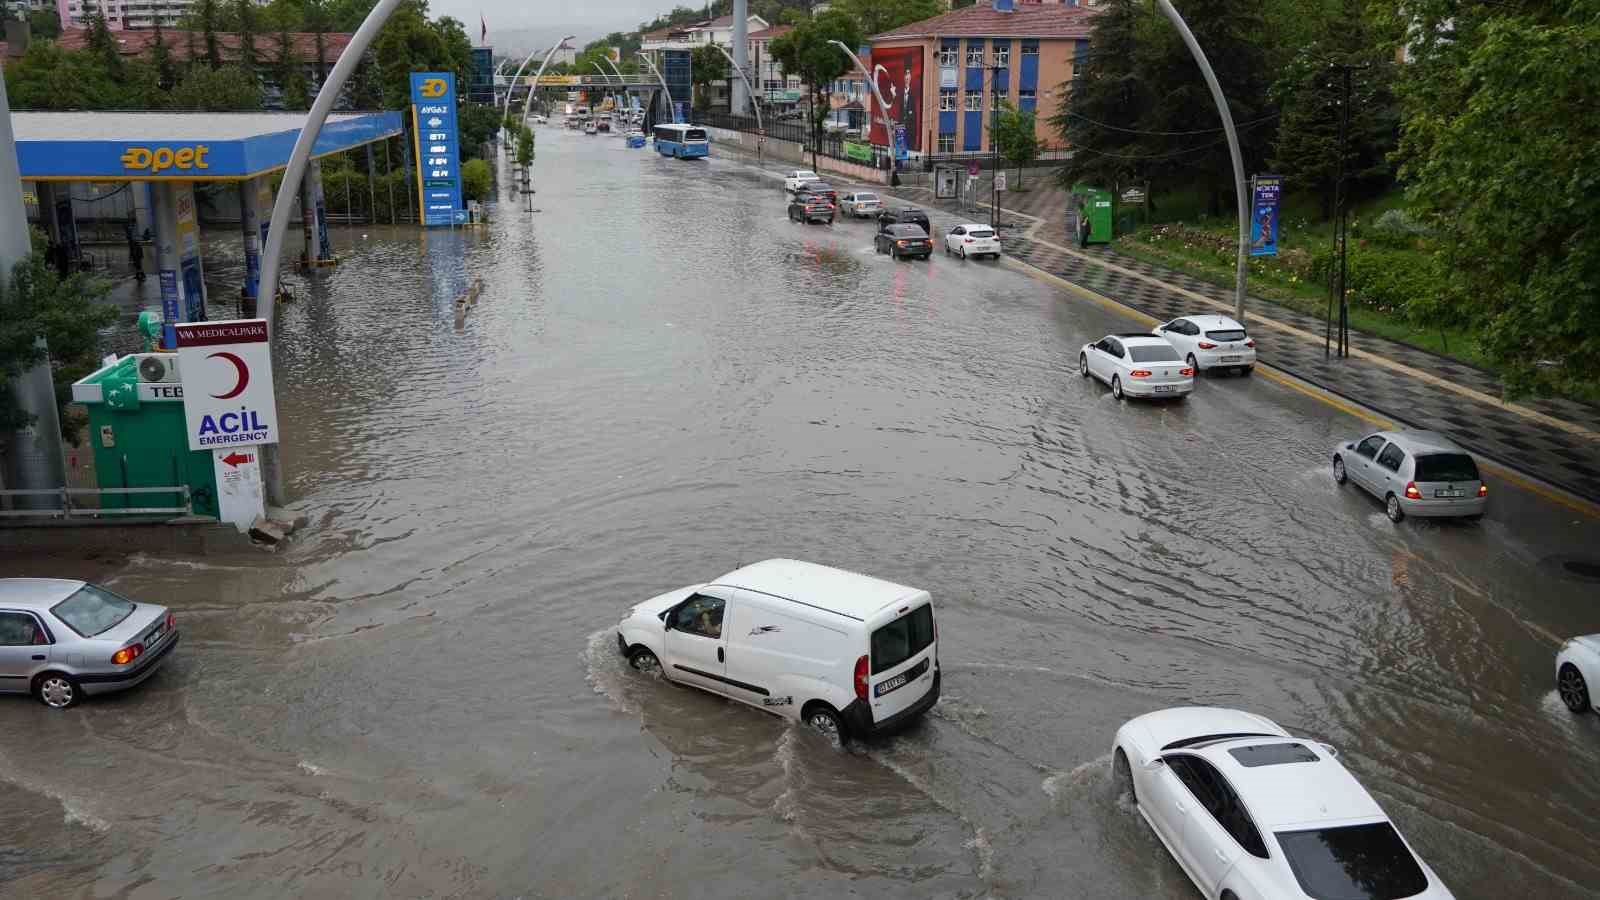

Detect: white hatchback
[1080,333,1194,400]
[1114,707,1455,900]
[1557,634,1599,714]
[617,560,940,742]
[944,223,1000,259]
[1156,314,1257,375]
[783,170,820,192]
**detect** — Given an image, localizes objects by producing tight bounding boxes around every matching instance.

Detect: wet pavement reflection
[3,126,1599,899]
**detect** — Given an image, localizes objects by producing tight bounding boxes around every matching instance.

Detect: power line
[1061,114,1279,160]
[1062,110,1280,137]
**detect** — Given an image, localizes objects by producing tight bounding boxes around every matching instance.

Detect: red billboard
[867,46,924,151]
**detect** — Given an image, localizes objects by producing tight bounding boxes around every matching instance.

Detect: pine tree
[198,0,222,70]
[234,0,259,75]
[82,9,124,80]
[1051,0,1147,191]
[150,17,178,90]
[276,29,310,109]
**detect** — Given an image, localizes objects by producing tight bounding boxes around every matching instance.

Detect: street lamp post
[990,65,1001,229]
[1154,0,1248,322]
[828,40,897,183]
[518,36,577,130]
[711,42,763,167]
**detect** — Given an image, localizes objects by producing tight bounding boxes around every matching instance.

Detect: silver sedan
[0,578,179,708]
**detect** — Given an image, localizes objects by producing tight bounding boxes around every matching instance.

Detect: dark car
[795,182,838,204]
[788,195,836,224]
[877,207,931,235]
[874,224,933,259]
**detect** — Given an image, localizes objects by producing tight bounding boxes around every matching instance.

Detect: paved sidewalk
[882,180,1600,506]
[713,142,1600,504]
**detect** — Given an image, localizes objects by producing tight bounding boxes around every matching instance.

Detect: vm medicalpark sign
[176,319,280,530]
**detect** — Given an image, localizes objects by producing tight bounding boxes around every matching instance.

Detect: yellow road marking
[1004,253,1600,521]
[1027,236,1600,444]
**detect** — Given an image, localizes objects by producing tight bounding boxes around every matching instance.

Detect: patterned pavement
[885,181,1600,506]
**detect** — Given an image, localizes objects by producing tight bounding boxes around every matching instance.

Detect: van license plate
[876,673,908,696]
[875,659,928,697]
[1435,488,1464,498]
[1153,385,1174,393]
[1220,356,1241,362]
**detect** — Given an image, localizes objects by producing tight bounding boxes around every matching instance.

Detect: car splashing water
[2,127,1599,898]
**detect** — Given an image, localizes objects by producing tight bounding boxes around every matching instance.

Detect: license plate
[1153,385,1175,393]
[1435,488,1463,498]
[876,673,908,696]
[1220,355,1241,362]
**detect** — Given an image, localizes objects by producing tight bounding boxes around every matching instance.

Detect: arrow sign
[222,451,255,468]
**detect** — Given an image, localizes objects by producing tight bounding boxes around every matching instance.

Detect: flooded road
[4,126,1600,899]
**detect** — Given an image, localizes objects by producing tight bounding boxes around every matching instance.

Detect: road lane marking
[1026,236,1600,444]
[1003,254,1600,521]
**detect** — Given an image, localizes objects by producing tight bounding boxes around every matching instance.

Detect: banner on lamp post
[1249,174,1282,257]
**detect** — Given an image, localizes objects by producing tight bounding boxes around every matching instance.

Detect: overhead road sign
[13,111,404,182]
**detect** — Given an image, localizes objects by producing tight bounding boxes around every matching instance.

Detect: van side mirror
[1319,742,1339,758]
[1345,443,1355,450]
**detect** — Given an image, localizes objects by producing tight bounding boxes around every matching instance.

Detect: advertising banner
[410,72,466,227]
[175,319,280,452]
[1249,174,1283,257]
[844,141,872,163]
[893,124,908,161]
[867,46,923,151]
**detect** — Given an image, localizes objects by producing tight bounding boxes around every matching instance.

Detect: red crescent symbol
[208,352,249,399]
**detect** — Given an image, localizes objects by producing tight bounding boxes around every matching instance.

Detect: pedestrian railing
[0,486,193,520]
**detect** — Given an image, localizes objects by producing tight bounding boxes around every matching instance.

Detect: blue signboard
[893,124,908,161]
[410,72,466,227]
[159,270,179,348]
[1249,174,1283,257]
[672,101,685,125]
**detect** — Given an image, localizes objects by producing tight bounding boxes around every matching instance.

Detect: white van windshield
[871,605,934,674]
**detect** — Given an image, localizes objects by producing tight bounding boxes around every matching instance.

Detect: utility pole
[988,64,1001,229]
[731,0,749,116]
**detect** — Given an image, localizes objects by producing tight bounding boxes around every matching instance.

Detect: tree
[769,10,862,170]
[1378,0,1600,396]
[170,65,264,110]
[460,158,491,202]
[457,103,501,159]
[234,0,261,74]
[6,44,147,109]
[150,18,179,90]
[371,1,471,110]
[1268,0,1396,216]
[275,29,310,109]
[197,0,224,69]
[515,124,535,168]
[1050,0,1150,193]
[990,101,1039,188]
[82,10,125,81]
[833,0,942,38]
[27,9,60,41]
[0,253,118,440]
[690,44,728,110]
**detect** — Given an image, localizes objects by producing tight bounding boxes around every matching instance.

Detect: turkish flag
[480,14,487,44]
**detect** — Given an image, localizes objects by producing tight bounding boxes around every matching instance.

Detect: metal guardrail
[0,486,193,519]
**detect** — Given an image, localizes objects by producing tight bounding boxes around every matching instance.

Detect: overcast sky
[433,0,693,50]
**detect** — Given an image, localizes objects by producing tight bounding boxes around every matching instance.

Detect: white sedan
[1113,707,1455,900]
[783,170,820,192]
[1557,634,1599,714]
[1080,333,1193,400]
[943,223,1000,259]
[1156,314,1257,375]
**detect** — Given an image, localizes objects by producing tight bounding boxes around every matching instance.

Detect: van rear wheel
[803,703,845,743]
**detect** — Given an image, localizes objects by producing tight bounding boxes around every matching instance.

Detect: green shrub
[461,158,492,203]
[1344,248,1440,317]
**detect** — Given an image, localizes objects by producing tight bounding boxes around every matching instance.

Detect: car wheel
[1385,493,1405,522]
[1559,663,1591,713]
[959,246,966,259]
[804,703,846,743]
[1239,365,1254,376]
[1113,747,1137,804]
[1111,375,1123,400]
[1079,354,1089,378]
[891,248,899,260]
[1186,353,1199,376]
[1333,456,1347,485]
[34,672,80,709]
[627,647,661,673]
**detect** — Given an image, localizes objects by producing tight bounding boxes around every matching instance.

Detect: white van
[617,559,940,741]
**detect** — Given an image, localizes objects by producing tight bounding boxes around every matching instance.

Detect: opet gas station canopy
[12,110,404,181]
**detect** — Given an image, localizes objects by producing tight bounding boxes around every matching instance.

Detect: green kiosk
[70,352,220,519]
[1068,184,1114,246]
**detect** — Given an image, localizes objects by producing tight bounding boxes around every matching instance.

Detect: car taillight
[1404,482,1421,499]
[1478,484,1488,497]
[1180,367,1195,376]
[854,655,869,701]
[1130,369,1152,378]
[1197,341,1218,349]
[897,240,907,246]
[1244,339,1255,348]
[964,238,973,243]
[166,612,175,630]
[111,643,144,665]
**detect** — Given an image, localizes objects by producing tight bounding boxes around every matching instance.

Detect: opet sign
[120,144,212,175]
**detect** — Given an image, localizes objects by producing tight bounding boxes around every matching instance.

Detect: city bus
[652,123,710,159]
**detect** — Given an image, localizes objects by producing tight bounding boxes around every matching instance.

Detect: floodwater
[4,126,1600,900]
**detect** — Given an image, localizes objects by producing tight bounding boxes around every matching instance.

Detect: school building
[867,0,1101,157]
